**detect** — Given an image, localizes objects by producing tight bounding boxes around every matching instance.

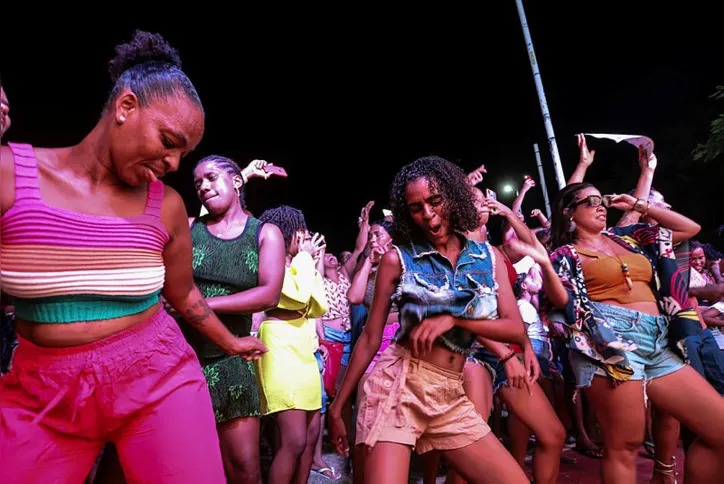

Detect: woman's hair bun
[108,30,182,83]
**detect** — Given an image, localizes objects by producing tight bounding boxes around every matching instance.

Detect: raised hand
[467,164,487,186]
[638,145,657,171]
[487,198,515,218]
[577,134,595,167]
[522,177,536,191]
[359,201,375,228]
[242,159,272,180]
[606,193,639,212]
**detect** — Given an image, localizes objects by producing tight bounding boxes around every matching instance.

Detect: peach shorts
[356,344,490,454]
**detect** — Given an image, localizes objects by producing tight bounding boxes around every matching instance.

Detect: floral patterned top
[546,223,701,384]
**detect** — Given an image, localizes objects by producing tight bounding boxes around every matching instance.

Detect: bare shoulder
[259,220,283,242]
[491,245,506,263]
[379,248,402,277]
[159,184,188,236]
[0,145,15,215]
[161,183,185,210]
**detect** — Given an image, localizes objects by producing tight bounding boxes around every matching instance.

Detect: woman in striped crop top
[0,31,262,484]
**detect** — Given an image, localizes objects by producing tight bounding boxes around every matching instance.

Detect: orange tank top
[578,248,656,304]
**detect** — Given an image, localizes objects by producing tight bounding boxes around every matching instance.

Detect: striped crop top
[0,143,169,323]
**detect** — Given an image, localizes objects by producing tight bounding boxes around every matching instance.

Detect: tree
[693,85,724,162]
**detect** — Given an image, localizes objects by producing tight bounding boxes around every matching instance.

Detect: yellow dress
[255,251,328,415]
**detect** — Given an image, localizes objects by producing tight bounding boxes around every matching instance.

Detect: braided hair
[194,155,246,208]
[258,205,307,251]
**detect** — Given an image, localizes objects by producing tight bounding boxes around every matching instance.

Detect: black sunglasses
[571,194,613,209]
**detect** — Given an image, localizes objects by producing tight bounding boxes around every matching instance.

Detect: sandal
[653,457,678,484]
[643,440,656,459]
[573,445,603,459]
[311,467,342,481]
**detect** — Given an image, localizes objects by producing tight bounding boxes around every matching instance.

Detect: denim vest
[392,236,500,354]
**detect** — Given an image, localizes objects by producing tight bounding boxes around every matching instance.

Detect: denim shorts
[530,338,552,380]
[323,325,352,367]
[315,351,327,413]
[569,301,685,388]
[468,347,507,393]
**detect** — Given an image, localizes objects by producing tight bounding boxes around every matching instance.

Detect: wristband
[499,350,516,364]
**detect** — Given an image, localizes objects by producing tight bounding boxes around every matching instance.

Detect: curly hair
[194,155,246,208]
[105,30,203,114]
[389,156,480,244]
[258,205,307,251]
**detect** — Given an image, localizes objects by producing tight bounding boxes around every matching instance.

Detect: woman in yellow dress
[256,205,328,484]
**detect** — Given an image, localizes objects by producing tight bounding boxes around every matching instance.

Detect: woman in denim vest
[329,156,530,483]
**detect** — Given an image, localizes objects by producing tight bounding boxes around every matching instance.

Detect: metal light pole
[534,143,552,218]
[515,0,566,189]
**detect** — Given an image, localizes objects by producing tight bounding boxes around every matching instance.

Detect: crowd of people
[2,30,724,484]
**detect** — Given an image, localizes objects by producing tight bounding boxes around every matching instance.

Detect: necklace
[604,237,633,291]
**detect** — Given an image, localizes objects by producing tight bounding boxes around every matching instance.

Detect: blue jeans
[569,302,685,387]
[315,351,327,413]
[530,338,552,379]
[682,329,724,395]
[323,325,352,366]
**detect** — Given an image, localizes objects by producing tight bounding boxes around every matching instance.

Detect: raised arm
[342,201,373,277]
[567,134,595,185]
[608,194,700,245]
[617,146,657,227]
[508,236,570,310]
[347,245,385,305]
[160,187,267,358]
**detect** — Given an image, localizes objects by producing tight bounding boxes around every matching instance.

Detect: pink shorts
[356,344,490,454]
[0,309,225,483]
[365,322,400,374]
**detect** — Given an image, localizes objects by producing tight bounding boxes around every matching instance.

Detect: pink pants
[0,309,225,483]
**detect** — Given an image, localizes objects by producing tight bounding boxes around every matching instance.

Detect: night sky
[3,4,723,253]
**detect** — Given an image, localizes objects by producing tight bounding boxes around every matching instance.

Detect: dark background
[3,4,723,253]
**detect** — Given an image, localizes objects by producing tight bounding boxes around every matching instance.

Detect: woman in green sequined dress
[183,155,286,483]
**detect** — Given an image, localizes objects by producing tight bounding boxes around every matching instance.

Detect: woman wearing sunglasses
[510,182,724,484]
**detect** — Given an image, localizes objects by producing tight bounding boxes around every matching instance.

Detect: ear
[115,90,139,124]
[232,175,243,191]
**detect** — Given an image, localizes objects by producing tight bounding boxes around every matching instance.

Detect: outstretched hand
[467,164,487,186]
[577,134,595,167]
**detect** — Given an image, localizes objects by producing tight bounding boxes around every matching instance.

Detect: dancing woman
[184,155,285,483]
[256,206,329,484]
[510,183,724,484]
[0,31,265,483]
[329,156,530,484]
